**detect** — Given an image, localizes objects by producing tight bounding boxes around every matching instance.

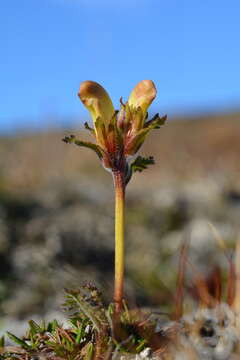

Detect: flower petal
[128,80,157,118]
[78,81,115,126]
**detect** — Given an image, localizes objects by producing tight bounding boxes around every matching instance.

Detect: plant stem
[113,171,125,313]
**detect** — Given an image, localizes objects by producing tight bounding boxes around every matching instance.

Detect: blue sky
[1,0,240,132]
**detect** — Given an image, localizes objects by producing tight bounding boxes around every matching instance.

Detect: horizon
[1,107,239,137]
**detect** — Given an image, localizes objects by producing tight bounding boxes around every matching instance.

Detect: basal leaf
[7,332,31,350]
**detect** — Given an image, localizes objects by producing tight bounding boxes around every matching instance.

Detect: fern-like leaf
[62,135,103,160]
[131,156,155,173]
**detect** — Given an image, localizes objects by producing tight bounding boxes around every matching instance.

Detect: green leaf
[28,320,42,335]
[84,122,94,133]
[75,320,87,344]
[144,114,167,129]
[7,332,31,350]
[131,156,155,173]
[62,135,103,160]
[125,156,155,186]
[68,293,102,332]
[0,336,5,348]
[84,342,94,360]
[62,134,75,143]
[47,319,59,332]
[136,339,148,352]
[107,303,115,316]
[63,286,108,333]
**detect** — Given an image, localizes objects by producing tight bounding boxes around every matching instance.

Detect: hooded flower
[128,80,156,119]
[63,80,167,184]
[78,81,115,139]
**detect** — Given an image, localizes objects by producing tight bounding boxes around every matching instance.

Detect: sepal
[108,111,123,151]
[124,127,150,156]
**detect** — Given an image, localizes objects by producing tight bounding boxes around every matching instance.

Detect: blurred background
[0,0,240,335]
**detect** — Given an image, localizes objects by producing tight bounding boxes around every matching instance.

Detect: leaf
[62,134,76,143]
[67,293,102,332]
[75,320,87,344]
[131,156,155,173]
[84,122,94,133]
[47,319,59,332]
[125,156,155,186]
[84,342,94,360]
[7,332,31,350]
[136,339,148,352]
[144,114,167,129]
[62,135,103,160]
[28,320,42,335]
[0,336,5,348]
[63,286,108,333]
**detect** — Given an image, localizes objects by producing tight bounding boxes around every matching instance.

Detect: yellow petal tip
[128,80,157,116]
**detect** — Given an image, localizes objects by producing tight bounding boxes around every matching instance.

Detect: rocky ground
[0,112,239,336]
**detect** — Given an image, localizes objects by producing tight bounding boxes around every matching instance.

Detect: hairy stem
[113,171,125,313]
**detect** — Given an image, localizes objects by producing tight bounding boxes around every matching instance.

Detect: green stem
[113,171,125,313]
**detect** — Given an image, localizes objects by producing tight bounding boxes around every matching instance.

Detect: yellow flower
[128,80,157,119]
[63,80,166,182]
[118,80,166,156]
[78,81,115,128]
